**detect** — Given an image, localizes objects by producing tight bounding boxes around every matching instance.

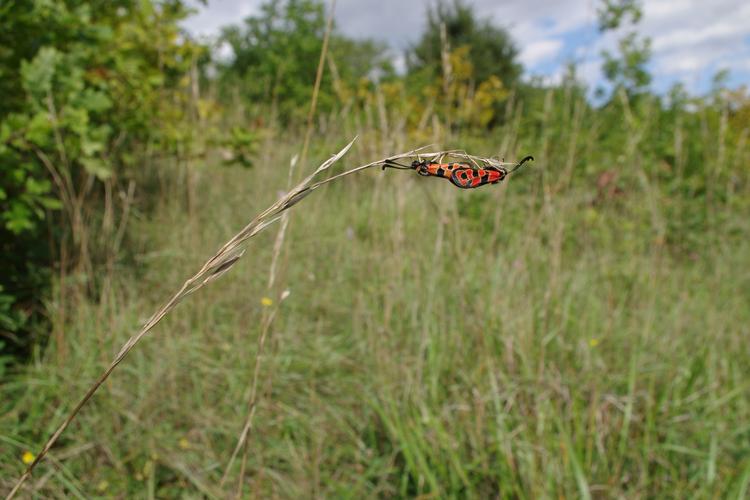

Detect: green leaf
[3,201,35,234]
[38,196,63,210]
[79,157,112,180]
[81,138,104,156]
[63,107,90,136]
[25,112,53,146]
[80,89,112,113]
[25,177,52,196]
[20,46,60,103]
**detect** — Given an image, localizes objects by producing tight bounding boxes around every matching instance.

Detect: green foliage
[219,0,328,121]
[329,36,396,87]
[222,127,259,168]
[0,0,209,360]
[597,0,651,98]
[601,32,652,95]
[597,0,642,30]
[0,286,28,344]
[406,0,521,89]
[215,0,519,130]
[218,0,392,122]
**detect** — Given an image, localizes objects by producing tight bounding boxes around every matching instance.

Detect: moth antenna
[381,159,415,171]
[509,155,534,174]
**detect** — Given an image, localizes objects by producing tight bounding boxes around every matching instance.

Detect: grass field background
[2,104,750,497]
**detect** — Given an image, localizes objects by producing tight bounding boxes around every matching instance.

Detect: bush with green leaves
[0,0,210,361]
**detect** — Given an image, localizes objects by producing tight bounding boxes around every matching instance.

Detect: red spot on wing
[471,171,484,187]
[487,169,504,183]
[451,168,475,188]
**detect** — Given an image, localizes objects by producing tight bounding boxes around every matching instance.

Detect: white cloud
[183,0,261,38]
[483,0,596,35]
[521,39,564,67]
[640,0,750,90]
[335,1,426,48]
[577,59,602,85]
[216,40,235,61]
[659,54,703,74]
[651,15,750,54]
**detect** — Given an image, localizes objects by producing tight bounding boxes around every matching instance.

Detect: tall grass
[2,79,750,497]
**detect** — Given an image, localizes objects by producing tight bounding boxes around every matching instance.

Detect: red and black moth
[381,155,534,189]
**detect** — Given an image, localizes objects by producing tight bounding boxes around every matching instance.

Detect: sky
[182,0,750,95]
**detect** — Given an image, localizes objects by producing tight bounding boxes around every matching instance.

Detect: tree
[406,0,521,89]
[597,0,651,98]
[218,0,392,122]
[220,0,326,117]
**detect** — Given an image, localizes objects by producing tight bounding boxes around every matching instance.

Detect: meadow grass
[2,110,750,497]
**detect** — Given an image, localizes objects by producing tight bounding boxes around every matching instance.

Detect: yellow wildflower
[261,297,273,307]
[21,451,35,464]
[589,338,600,347]
[178,437,190,450]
